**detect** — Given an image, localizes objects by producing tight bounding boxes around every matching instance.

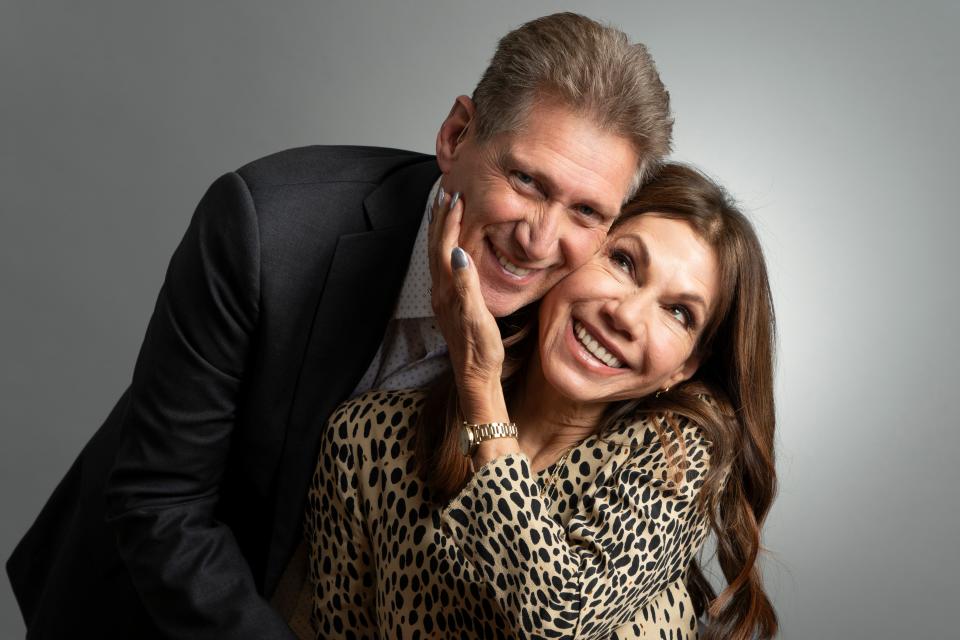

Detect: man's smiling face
[437,96,639,317]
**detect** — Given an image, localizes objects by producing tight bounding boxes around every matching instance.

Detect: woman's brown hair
[414,163,778,639]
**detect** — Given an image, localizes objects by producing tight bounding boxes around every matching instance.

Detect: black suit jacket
[6,146,441,638]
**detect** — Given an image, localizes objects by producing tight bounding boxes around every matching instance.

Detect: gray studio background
[3,1,958,637]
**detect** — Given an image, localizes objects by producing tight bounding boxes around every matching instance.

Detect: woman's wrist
[460,379,509,424]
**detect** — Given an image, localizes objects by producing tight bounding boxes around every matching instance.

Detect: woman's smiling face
[537,214,720,405]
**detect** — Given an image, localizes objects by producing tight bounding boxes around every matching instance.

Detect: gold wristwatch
[458,421,518,457]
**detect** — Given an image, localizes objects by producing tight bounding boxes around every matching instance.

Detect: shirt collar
[393,177,442,319]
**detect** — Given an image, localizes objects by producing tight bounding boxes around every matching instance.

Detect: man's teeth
[574,321,624,368]
[494,248,532,277]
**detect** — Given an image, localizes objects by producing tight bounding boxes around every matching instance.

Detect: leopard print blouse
[305,389,712,639]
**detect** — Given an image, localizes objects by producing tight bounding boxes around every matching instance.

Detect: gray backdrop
[3,1,958,638]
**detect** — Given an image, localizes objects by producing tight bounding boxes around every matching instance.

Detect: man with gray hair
[7,12,671,638]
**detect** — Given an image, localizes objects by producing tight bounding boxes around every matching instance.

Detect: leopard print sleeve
[439,419,711,640]
[305,403,379,639]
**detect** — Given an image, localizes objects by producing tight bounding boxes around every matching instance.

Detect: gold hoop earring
[655,386,670,399]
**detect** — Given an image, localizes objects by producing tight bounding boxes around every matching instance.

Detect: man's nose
[515,202,562,263]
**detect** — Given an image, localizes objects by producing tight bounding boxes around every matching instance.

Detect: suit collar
[363,157,441,230]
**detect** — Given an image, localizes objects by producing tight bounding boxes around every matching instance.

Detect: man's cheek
[458,227,485,258]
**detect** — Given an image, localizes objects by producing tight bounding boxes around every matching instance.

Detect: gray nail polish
[451,247,468,270]
[436,186,446,209]
[449,192,460,210]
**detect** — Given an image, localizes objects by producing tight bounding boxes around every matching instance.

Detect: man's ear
[436,95,476,173]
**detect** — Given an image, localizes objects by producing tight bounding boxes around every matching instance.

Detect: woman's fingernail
[451,247,468,270]
[449,192,460,210]
[436,186,446,209]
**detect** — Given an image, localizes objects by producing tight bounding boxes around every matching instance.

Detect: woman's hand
[428,186,509,424]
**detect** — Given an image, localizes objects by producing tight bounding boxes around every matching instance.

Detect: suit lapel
[265,157,440,591]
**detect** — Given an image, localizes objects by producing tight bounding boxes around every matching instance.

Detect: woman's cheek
[651,327,691,377]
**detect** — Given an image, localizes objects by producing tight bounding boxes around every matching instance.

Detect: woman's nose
[601,294,646,342]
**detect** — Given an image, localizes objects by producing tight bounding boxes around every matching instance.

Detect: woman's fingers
[429,187,463,315]
[426,187,506,421]
[451,245,504,360]
[426,187,497,356]
[427,186,448,282]
[449,243,506,422]
[441,191,461,260]
[430,188,461,268]
[451,246,483,315]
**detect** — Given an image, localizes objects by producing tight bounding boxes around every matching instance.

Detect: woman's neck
[509,349,607,472]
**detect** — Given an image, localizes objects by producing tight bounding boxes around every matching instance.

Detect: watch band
[469,421,517,442]
[462,421,518,456]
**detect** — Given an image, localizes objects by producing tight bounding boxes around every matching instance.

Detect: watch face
[458,426,472,456]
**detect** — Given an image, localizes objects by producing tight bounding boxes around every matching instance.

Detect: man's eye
[513,171,534,185]
[575,204,600,219]
[609,249,633,274]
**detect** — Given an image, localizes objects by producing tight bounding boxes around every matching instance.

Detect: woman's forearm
[459,372,509,422]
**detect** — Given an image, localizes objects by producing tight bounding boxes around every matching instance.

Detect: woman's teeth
[493,246,531,277]
[574,320,624,368]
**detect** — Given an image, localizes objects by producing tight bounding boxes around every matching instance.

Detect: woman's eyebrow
[615,233,650,270]
[675,291,708,312]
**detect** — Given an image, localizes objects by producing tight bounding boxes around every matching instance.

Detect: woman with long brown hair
[303,163,778,639]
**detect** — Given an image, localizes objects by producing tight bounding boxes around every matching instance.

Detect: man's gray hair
[472,12,673,195]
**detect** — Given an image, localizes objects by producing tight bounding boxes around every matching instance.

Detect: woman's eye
[669,305,693,328]
[609,249,633,274]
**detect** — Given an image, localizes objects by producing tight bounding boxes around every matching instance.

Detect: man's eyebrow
[502,150,618,218]
[501,150,556,191]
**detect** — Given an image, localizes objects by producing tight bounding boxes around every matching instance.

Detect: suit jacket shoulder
[237,145,432,189]
[233,146,435,275]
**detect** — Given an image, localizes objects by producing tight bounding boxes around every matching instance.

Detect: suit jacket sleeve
[104,171,295,639]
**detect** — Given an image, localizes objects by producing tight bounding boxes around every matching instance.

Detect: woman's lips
[564,318,628,375]
[573,319,624,368]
